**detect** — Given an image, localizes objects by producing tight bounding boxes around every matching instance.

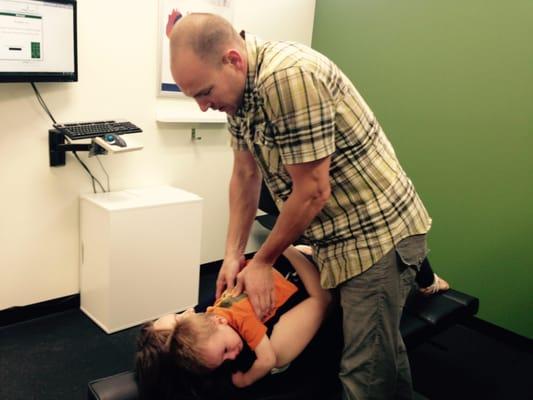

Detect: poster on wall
[158,0,234,96]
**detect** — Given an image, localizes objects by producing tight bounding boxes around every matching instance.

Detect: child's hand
[231,371,251,388]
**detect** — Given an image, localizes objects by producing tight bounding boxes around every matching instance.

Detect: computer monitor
[0,0,77,82]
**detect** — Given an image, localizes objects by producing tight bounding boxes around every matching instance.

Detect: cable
[67,137,105,193]
[72,150,106,193]
[31,82,109,193]
[95,155,110,192]
[64,136,106,193]
[30,82,57,124]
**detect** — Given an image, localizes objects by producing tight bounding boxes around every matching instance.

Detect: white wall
[0,0,315,310]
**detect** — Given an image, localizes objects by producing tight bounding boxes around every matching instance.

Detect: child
[135,245,331,396]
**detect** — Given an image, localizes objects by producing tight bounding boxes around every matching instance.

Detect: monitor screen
[0,0,77,82]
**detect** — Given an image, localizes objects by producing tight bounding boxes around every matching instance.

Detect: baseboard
[0,294,80,328]
[463,316,532,353]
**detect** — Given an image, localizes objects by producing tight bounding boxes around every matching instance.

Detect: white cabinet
[79,186,202,333]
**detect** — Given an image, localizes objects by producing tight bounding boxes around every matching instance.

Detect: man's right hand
[216,255,245,298]
[233,259,275,321]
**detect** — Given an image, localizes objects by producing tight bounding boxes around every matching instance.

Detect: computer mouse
[104,133,127,147]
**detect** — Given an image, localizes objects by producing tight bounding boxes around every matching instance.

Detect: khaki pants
[338,235,427,400]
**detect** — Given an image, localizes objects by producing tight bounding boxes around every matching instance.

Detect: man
[169,13,431,399]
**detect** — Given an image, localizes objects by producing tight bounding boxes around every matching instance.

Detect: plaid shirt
[228,33,432,288]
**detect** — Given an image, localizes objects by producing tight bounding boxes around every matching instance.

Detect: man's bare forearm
[254,187,327,265]
[225,158,262,259]
[254,156,331,266]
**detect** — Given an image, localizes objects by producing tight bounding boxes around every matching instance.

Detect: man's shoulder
[256,42,339,99]
[256,40,318,83]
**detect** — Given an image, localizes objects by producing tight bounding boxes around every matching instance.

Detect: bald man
[169,13,432,400]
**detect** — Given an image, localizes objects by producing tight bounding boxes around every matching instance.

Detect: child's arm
[231,335,276,388]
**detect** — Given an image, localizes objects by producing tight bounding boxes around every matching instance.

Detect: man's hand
[215,255,245,299]
[233,258,275,321]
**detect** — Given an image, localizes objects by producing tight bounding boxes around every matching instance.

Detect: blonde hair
[169,13,244,65]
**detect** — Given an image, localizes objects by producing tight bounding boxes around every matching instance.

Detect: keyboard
[53,119,142,139]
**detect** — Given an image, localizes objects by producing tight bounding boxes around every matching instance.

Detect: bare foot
[437,275,450,291]
[420,274,450,296]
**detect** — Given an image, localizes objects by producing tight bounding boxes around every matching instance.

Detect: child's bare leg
[269,245,331,367]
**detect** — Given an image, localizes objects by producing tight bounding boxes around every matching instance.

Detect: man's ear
[223,49,244,71]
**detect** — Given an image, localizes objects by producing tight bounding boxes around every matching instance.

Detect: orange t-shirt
[206,266,297,350]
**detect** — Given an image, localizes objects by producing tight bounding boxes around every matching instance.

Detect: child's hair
[134,312,227,399]
[135,312,217,380]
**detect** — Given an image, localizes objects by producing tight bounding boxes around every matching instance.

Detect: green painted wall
[312,0,532,338]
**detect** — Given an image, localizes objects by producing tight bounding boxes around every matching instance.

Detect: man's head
[169,13,247,116]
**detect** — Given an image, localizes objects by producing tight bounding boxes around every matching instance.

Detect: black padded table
[88,288,478,400]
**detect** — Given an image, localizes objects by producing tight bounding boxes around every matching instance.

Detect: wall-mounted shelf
[155,98,227,140]
[156,109,227,124]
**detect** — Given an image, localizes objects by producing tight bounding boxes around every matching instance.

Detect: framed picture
[158,0,234,96]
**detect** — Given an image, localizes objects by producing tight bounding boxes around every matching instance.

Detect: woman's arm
[269,246,332,367]
[233,247,331,386]
[232,335,276,388]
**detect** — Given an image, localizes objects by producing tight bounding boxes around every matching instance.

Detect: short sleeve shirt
[228,33,432,288]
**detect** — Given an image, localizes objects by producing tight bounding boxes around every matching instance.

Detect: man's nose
[197,99,211,112]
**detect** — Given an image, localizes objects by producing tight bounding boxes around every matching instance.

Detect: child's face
[201,316,243,369]
[152,310,243,370]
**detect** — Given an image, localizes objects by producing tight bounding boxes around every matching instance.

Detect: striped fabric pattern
[228,33,431,289]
